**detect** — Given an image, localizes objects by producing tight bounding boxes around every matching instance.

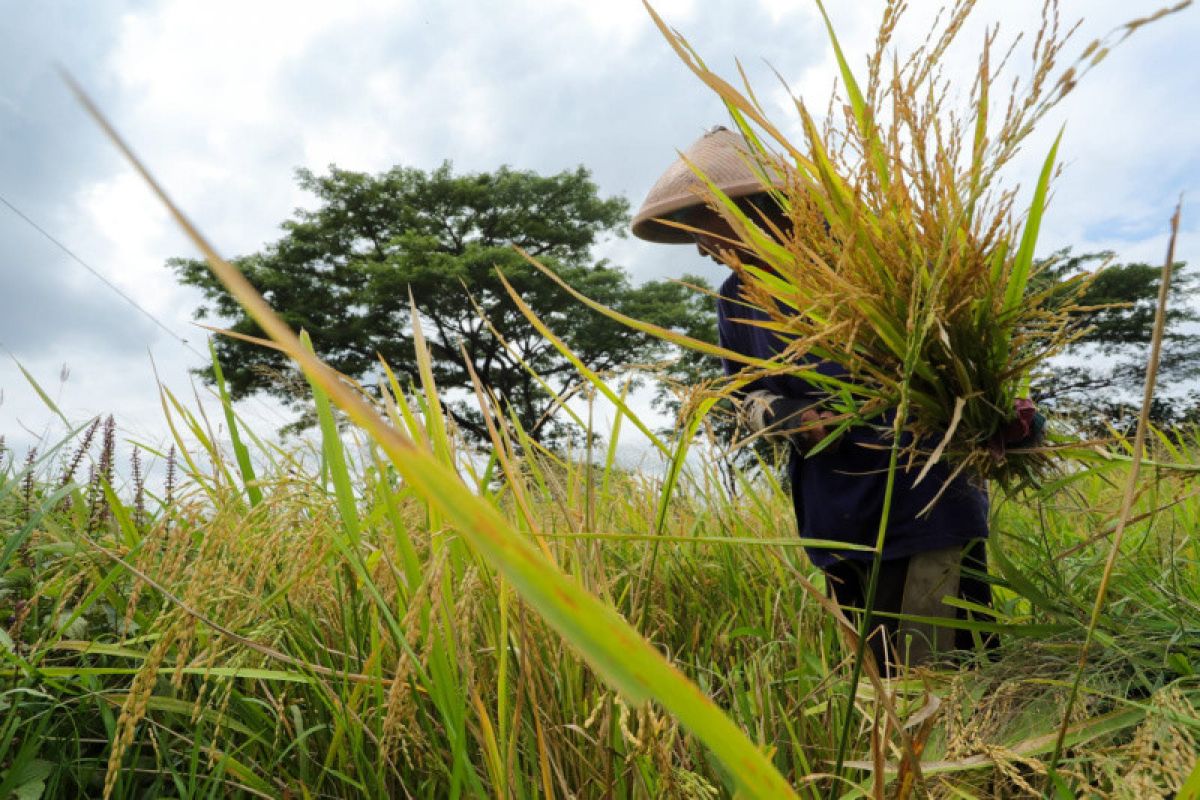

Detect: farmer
[631,126,1013,670]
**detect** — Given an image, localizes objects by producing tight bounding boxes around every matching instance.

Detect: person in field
[631,126,1023,670]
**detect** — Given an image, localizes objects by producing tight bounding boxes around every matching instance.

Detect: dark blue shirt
[717,271,989,568]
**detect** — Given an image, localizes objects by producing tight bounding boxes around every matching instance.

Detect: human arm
[738,390,838,449]
[992,397,1046,450]
[716,276,840,450]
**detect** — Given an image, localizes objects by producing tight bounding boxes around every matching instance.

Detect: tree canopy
[1033,250,1199,428]
[171,162,702,445]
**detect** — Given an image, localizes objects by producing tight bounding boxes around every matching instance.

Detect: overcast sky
[1,0,1196,476]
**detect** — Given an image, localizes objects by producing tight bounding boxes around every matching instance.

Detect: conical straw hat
[631,126,781,243]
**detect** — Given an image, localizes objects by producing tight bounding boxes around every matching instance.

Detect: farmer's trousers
[824,540,998,672]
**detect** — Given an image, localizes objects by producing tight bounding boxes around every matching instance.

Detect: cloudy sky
[1,0,1196,473]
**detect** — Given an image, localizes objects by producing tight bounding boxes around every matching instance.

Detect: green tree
[1034,250,1198,429]
[170,162,701,445]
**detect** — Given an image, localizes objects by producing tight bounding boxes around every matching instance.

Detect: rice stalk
[1049,200,1184,771]
[832,361,913,785]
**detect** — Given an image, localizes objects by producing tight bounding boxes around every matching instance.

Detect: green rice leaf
[14,361,71,428]
[814,0,890,191]
[493,267,671,460]
[210,339,262,507]
[1005,129,1063,315]
[408,291,454,468]
[1179,753,1200,799]
[302,330,361,549]
[967,38,991,223]
[519,249,790,375]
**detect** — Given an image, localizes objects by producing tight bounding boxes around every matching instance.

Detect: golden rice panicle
[1113,687,1198,798]
[103,628,176,800]
[380,550,447,765]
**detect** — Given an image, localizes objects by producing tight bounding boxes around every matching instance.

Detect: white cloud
[110,0,402,113]
[70,173,182,306]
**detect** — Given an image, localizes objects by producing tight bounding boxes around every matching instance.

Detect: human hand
[740,392,843,453]
[793,407,840,450]
[989,397,1045,457]
[1004,398,1046,448]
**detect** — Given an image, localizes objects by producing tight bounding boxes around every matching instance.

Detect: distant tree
[170,162,704,446]
[1033,250,1199,430]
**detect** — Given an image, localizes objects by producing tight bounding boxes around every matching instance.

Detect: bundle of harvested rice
[631,0,1189,486]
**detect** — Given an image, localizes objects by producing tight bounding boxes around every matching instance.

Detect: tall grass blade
[408,290,454,468]
[209,339,262,507]
[813,0,890,191]
[14,361,71,428]
[1180,756,1200,800]
[1004,129,1063,316]
[967,35,991,224]
[494,265,673,460]
[302,330,362,549]
[635,393,721,624]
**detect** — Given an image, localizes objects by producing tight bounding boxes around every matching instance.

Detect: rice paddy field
[2,365,1199,798]
[5,2,1200,798]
